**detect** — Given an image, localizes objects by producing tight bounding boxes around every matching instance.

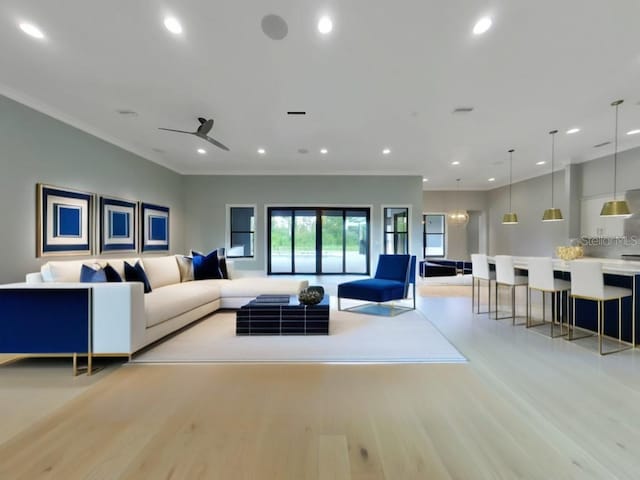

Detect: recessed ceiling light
[536,161,546,165]
[320,148,328,154]
[488,177,495,182]
[627,129,640,136]
[197,148,206,154]
[318,16,333,34]
[19,22,45,39]
[566,127,580,134]
[164,17,183,34]
[451,161,460,165]
[382,148,391,155]
[472,17,492,35]
[257,148,266,155]
[423,178,428,182]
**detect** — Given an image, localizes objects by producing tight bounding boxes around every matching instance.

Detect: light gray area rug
[132,301,466,364]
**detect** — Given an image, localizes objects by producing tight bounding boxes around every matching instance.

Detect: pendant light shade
[449,178,470,226]
[601,100,631,217]
[502,149,518,224]
[542,129,564,222]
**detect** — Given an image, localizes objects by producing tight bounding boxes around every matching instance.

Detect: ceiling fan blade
[158,127,196,135]
[204,136,230,151]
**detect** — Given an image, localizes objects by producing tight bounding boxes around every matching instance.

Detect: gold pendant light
[502,149,518,224]
[542,130,564,222]
[601,100,631,217]
[449,178,469,226]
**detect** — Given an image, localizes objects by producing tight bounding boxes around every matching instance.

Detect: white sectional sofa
[12,255,308,356]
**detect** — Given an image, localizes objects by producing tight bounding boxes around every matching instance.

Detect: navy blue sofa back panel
[0,288,91,354]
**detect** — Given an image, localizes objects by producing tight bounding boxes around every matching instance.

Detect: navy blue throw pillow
[80,264,107,283]
[103,264,122,282]
[124,261,152,293]
[192,249,223,280]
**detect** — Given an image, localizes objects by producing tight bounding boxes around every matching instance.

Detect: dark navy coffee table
[236,295,330,335]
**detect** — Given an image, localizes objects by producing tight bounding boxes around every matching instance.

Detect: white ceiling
[1,0,640,189]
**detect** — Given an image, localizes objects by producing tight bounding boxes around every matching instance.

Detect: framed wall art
[140,202,170,252]
[37,184,94,257]
[99,196,137,253]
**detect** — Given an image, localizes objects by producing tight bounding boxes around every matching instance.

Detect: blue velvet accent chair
[337,254,416,315]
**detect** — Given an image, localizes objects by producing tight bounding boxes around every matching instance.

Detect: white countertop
[488,256,640,276]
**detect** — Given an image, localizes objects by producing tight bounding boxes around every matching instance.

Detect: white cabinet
[580,195,625,238]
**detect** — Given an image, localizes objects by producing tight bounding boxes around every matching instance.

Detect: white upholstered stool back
[570,261,604,299]
[471,254,491,280]
[528,257,556,291]
[495,255,516,285]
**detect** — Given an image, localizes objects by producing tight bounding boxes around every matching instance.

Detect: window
[423,214,445,257]
[383,207,409,254]
[228,206,255,258]
[267,207,370,275]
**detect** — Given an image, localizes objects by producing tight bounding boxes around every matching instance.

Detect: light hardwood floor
[1,286,639,479]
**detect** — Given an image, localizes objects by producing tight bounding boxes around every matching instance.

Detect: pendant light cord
[508,150,513,212]
[550,130,557,208]
[613,101,620,201]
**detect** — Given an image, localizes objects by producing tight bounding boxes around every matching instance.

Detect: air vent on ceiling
[287,111,306,115]
[298,148,309,154]
[116,109,138,116]
[453,107,474,114]
[593,141,611,148]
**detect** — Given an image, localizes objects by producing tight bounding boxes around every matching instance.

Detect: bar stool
[527,257,570,337]
[494,255,529,324]
[471,253,495,314]
[568,261,632,355]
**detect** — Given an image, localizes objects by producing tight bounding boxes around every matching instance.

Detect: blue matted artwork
[37,184,94,257]
[100,196,137,253]
[141,202,170,252]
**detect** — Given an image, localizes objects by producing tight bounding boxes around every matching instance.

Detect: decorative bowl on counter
[555,245,584,261]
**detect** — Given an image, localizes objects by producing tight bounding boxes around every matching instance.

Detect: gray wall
[423,190,488,259]
[488,171,568,256]
[0,95,185,283]
[184,175,424,272]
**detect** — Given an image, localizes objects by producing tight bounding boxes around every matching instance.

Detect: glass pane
[294,210,316,273]
[230,232,254,257]
[426,234,444,256]
[270,210,292,273]
[394,233,408,254]
[345,211,368,273]
[231,207,255,231]
[425,215,444,234]
[384,208,408,232]
[322,210,344,273]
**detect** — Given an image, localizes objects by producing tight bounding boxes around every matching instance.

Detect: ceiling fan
[159,117,230,151]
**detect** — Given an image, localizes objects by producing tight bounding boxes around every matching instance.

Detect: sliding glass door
[268,207,370,275]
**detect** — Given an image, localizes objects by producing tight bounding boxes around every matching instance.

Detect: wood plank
[318,435,351,480]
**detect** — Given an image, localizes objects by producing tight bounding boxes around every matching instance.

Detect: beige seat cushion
[219,278,308,298]
[145,282,221,328]
[141,256,181,289]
